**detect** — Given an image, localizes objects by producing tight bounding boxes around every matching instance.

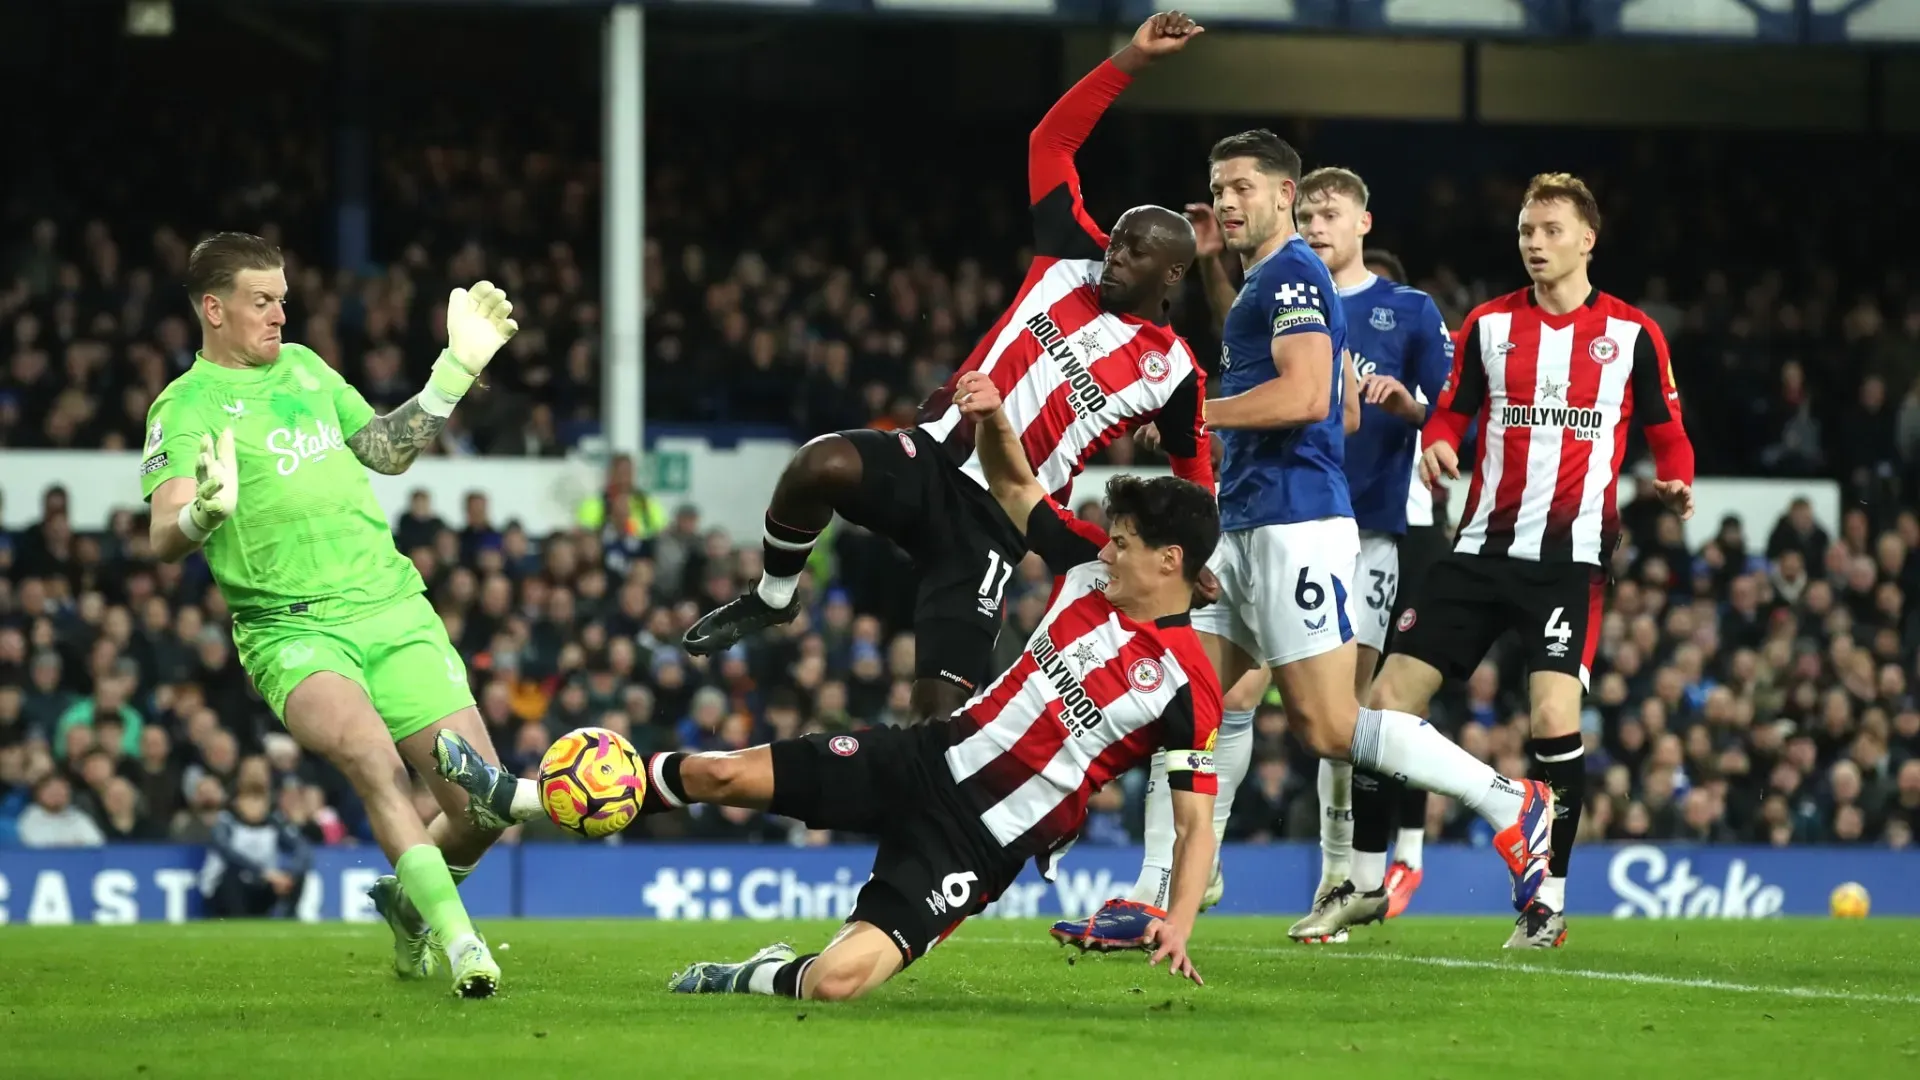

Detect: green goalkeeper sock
[396,862,475,926]
[396,844,476,943]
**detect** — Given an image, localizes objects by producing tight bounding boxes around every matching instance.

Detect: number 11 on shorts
[977,550,1013,618]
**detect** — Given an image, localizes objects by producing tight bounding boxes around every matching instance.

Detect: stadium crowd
[4,47,1918,864]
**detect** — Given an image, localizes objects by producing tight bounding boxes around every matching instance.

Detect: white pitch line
[952,936,1920,1006]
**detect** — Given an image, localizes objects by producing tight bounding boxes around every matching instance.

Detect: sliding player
[438,369,1224,999]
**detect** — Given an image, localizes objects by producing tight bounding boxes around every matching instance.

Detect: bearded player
[439,369,1224,1000]
[1055,133,1554,953]
[142,232,515,996]
[682,12,1213,723]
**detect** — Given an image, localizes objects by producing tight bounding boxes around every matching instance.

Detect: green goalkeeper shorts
[234,593,476,742]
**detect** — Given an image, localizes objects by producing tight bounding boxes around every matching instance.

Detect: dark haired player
[680,13,1214,724]
[1378,172,1694,948]
[436,369,1225,1000]
[1056,133,1554,954]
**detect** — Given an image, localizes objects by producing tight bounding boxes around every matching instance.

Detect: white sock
[1317,758,1354,885]
[756,573,800,608]
[746,958,781,995]
[1538,876,1567,913]
[1128,751,1175,908]
[1208,712,1255,878]
[1353,850,1387,892]
[1348,707,1524,827]
[446,932,485,964]
[1394,827,1425,871]
[510,778,544,823]
[1132,713,1256,909]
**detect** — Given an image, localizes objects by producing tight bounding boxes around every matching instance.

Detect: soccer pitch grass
[2,918,1913,1078]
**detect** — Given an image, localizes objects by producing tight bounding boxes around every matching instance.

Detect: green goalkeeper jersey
[140,343,425,624]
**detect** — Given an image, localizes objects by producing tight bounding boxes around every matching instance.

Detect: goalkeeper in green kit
[143,232,516,997]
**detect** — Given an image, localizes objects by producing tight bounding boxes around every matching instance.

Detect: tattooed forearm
[346,396,448,474]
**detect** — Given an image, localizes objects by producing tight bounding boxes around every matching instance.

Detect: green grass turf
[1,917,1914,1078]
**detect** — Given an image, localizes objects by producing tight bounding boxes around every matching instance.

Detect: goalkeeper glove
[178,428,238,544]
[425,280,519,415]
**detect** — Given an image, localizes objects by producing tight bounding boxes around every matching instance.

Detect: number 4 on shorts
[1543,606,1572,658]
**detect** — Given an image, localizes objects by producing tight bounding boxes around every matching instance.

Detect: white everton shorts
[1353,529,1402,653]
[1191,517,1360,668]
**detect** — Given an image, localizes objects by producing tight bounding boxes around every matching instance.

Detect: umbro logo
[1491,342,1517,358]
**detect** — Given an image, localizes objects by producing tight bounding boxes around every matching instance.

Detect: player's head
[1518,173,1600,287]
[1295,167,1372,276]
[1098,475,1220,613]
[1099,206,1196,314]
[187,231,287,366]
[1207,129,1302,258]
[1363,248,1406,284]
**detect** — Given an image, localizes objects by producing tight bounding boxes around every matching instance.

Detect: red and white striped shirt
[932,501,1222,877]
[917,60,1212,503]
[1425,287,1695,565]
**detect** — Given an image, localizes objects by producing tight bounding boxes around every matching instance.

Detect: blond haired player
[143,232,518,995]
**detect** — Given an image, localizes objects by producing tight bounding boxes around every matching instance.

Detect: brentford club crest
[828,735,860,757]
[1128,657,1165,693]
[896,431,916,457]
[1589,336,1620,364]
[1137,350,1171,383]
[1396,608,1418,633]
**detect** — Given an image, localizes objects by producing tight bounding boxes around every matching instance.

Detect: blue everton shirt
[1215,234,1350,531]
[1340,275,1452,535]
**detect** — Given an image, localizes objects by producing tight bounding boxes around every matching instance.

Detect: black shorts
[768,726,1023,967]
[1388,552,1605,689]
[1384,523,1451,657]
[837,427,1027,695]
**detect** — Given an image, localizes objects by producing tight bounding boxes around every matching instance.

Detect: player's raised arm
[148,431,238,563]
[1183,203,1236,337]
[1204,281,1336,430]
[343,282,519,474]
[956,372,1107,574]
[1029,12,1202,259]
[1628,314,1696,520]
[955,371,1047,528]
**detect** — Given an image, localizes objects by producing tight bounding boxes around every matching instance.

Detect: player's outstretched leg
[670,922,902,1002]
[684,434,866,655]
[1282,650,1554,915]
[286,675,497,998]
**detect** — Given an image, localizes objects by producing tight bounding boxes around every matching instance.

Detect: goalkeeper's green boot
[367,875,439,979]
[448,934,501,999]
[435,730,518,832]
